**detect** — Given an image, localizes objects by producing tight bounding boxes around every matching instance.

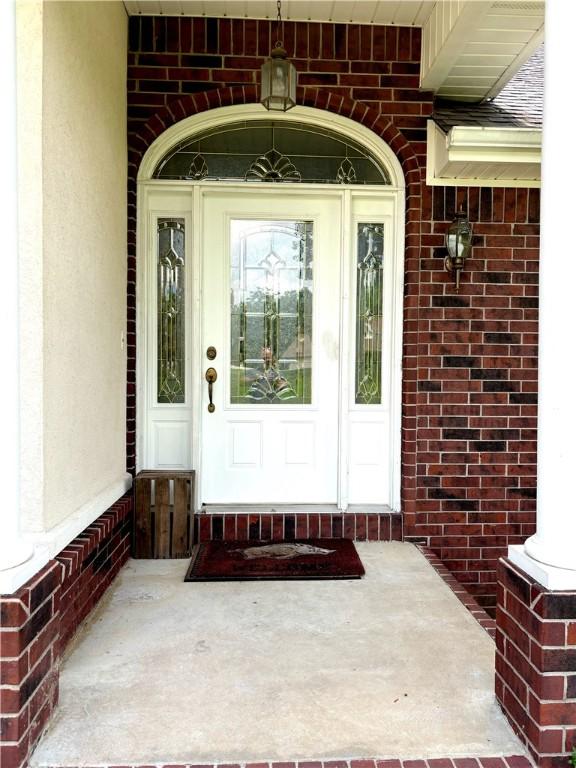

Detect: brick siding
[57,497,132,652]
[409,187,539,614]
[0,562,60,768]
[0,494,132,768]
[126,15,539,613]
[194,511,402,543]
[496,558,576,767]
[41,757,533,768]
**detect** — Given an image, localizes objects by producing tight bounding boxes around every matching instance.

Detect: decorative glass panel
[355,224,384,405]
[157,219,185,404]
[230,220,313,404]
[154,121,390,185]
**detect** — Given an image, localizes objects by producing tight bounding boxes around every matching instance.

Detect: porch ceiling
[123,1,545,103]
[123,1,436,26]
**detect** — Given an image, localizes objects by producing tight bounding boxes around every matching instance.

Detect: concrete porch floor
[30,543,527,766]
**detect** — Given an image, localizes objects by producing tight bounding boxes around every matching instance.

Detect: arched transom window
[153,120,391,185]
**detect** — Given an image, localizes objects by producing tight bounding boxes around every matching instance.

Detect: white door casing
[136,105,405,511]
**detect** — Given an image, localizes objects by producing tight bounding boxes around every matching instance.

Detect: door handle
[205,367,217,413]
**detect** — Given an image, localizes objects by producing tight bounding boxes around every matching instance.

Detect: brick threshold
[417,546,497,639]
[33,755,534,768]
[194,510,403,543]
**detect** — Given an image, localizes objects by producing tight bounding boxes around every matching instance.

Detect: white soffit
[420,1,545,102]
[426,120,541,187]
[123,1,436,25]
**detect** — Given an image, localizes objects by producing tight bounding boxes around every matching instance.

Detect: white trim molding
[137,103,406,190]
[426,120,541,187]
[27,474,133,558]
[0,474,133,595]
[136,104,405,512]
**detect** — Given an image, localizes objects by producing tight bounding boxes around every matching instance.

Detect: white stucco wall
[25,0,128,533]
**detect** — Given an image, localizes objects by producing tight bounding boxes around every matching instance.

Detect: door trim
[137,104,406,191]
[137,106,405,512]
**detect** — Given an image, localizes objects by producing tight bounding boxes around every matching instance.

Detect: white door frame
[136,104,406,511]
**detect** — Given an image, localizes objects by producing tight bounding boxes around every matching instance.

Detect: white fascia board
[426,120,541,187]
[448,125,542,159]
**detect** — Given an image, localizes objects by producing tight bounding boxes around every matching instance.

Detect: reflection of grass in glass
[229,219,314,405]
[230,364,311,404]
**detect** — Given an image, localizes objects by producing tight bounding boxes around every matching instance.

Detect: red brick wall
[408,186,540,612]
[57,496,132,651]
[126,15,539,612]
[496,558,576,767]
[0,562,61,768]
[0,495,132,768]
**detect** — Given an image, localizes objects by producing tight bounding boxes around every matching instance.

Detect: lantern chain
[275,0,283,49]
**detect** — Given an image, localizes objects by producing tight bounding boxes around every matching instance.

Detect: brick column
[0,562,62,768]
[496,559,576,767]
[0,496,132,768]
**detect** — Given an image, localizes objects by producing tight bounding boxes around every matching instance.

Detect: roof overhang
[420,1,545,102]
[426,120,541,187]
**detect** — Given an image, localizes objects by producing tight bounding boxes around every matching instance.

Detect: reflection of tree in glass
[231,286,312,403]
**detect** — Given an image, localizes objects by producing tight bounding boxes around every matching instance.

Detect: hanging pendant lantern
[260,1,297,111]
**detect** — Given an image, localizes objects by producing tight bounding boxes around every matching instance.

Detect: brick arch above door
[129,85,422,187]
[126,85,423,521]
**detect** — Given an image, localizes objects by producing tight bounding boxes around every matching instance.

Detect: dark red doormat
[184,539,365,581]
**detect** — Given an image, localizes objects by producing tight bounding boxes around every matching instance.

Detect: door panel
[200,191,341,504]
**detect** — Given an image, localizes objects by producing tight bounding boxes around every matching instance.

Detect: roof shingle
[432,45,544,132]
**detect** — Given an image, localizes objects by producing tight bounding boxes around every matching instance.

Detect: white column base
[523,532,576,573]
[508,544,576,590]
[0,544,49,595]
[0,538,33,572]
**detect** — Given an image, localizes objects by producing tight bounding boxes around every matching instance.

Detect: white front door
[139,184,404,511]
[200,190,342,504]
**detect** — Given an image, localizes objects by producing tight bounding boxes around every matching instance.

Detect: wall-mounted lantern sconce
[444,209,473,291]
[260,0,297,111]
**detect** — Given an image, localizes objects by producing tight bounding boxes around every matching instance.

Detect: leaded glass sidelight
[157,219,185,404]
[355,224,384,405]
[230,220,313,404]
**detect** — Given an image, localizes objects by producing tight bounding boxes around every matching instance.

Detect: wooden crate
[133,470,195,558]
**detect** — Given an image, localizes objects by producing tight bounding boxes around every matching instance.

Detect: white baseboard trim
[0,474,133,595]
[29,474,133,558]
